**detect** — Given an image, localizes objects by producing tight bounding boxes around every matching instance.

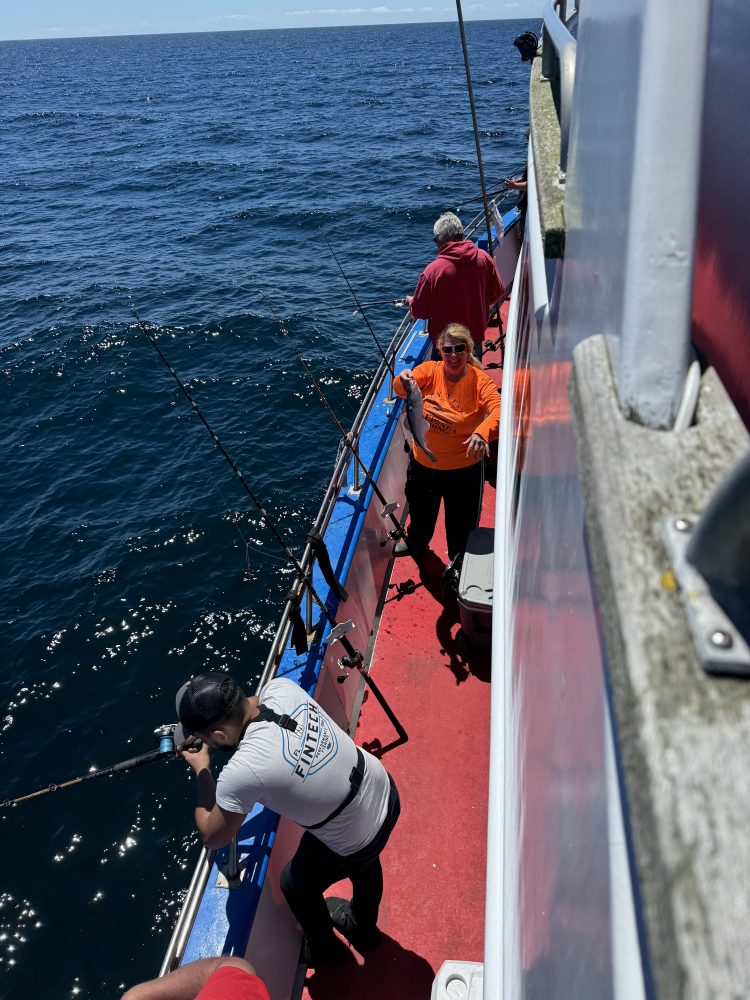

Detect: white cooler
[457,527,494,646]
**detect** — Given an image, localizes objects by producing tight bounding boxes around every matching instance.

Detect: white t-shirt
[215,678,391,855]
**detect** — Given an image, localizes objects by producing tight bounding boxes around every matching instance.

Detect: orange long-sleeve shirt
[394,361,500,470]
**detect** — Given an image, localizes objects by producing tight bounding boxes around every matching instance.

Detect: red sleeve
[409,269,432,320]
[486,253,504,305]
[197,967,271,1000]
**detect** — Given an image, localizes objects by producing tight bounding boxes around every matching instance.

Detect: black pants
[405,457,484,560]
[280,776,400,949]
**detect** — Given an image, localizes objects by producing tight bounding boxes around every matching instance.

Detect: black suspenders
[239,703,298,740]
[244,703,366,831]
[304,748,365,831]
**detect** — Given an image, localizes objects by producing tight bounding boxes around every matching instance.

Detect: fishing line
[308,320,369,421]
[133,309,318,589]
[134,308,407,745]
[236,283,363,419]
[300,297,407,317]
[213,481,290,580]
[455,184,519,214]
[263,295,418,556]
[318,228,396,379]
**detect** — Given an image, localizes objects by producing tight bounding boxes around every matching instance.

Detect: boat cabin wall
[691,0,750,429]
[556,0,710,430]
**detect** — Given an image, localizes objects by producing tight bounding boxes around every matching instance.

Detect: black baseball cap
[173,673,241,745]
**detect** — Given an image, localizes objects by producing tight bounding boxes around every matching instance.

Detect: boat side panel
[318,412,412,719]
[494,241,646,997]
[243,816,304,1000]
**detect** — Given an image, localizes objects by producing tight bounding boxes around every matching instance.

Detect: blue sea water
[0,20,532,998]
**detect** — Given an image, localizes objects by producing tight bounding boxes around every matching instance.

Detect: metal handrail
[465,204,496,247]
[526,140,550,323]
[159,847,214,976]
[541,0,578,173]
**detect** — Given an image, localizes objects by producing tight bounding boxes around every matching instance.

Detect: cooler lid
[458,527,495,606]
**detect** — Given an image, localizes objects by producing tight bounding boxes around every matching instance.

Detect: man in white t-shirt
[174,672,400,967]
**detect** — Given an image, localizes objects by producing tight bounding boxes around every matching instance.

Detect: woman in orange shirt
[393,323,500,581]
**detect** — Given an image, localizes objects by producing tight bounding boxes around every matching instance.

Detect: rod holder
[305,586,313,634]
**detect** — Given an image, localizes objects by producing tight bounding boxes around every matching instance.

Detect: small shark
[405,378,438,462]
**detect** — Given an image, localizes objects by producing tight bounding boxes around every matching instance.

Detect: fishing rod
[264,295,420,559]
[454,0,493,253]
[302,297,407,317]
[2,726,180,809]
[133,309,407,745]
[133,308,323,597]
[318,228,396,379]
[455,186,510,212]
[455,182,524,214]
[457,166,527,211]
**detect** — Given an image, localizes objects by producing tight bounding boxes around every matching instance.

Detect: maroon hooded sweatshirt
[410,239,503,344]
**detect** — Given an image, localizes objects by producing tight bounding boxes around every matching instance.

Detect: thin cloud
[286,4,434,13]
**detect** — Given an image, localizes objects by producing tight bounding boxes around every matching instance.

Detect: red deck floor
[301,335,504,999]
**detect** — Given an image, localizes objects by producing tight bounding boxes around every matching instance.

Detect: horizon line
[0,14,536,44]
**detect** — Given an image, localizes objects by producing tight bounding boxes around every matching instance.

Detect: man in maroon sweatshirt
[406,212,503,359]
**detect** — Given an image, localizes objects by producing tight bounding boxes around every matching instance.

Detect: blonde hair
[437,323,481,368]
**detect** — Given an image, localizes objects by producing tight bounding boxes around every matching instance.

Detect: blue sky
[1,0,542,41]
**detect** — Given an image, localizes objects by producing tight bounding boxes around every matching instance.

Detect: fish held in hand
[404,378,438,462]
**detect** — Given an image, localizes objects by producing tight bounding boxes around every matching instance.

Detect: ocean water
[0,20,532,998]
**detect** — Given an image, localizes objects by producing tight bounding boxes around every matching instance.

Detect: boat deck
[301,331,505,999]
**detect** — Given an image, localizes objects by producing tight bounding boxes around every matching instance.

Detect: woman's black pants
[280,775,400,950]
[405,456,484,560]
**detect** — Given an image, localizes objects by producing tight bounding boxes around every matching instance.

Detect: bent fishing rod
[264,295,419,559]
[132,309,407,745]
[2,726,181,809]
[318,228,396,379]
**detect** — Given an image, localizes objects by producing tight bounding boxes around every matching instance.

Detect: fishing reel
[154,724,177,754]
[153,724,203,754]
[328,620,363,683]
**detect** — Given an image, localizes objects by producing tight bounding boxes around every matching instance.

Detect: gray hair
[433,212,464,244]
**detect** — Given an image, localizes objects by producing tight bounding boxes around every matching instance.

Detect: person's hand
[400,369,415,384]
[504,177,527,191]
[404,295,413,309]
[181,740,212,775]
[464,432,489,458]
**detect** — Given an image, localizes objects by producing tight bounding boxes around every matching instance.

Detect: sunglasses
[441,343,467,355]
